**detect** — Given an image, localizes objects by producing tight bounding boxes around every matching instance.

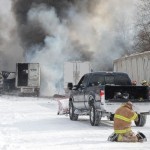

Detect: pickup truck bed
[105,85,149,102]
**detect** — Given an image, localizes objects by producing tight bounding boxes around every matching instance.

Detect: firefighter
[132,80,137,86]
[108,101,138,142]
[141,80,149,86]
[113,101,138,142]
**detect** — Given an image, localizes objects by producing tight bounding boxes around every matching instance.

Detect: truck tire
[69,101,78,121]
[90,105,101,126]
[109,114,114,121]
[135,114,147,127]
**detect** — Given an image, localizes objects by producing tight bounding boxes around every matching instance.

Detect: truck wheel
[135,114,147,127]
[90,105,101,126]
[69,101,78,121]
[109,114,114,121]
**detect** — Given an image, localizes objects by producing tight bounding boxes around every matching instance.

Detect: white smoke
[0,0,24,71]
[24,0,137,96]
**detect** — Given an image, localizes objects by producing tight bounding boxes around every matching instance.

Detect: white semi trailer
[113,51,150,85]
[16,63,40,96]
[64,61,92,93]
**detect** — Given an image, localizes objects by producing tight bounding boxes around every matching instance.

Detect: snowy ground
[0,96,150,150]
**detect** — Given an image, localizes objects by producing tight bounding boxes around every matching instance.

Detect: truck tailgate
[104,85,150,114]
[105,85,149,102]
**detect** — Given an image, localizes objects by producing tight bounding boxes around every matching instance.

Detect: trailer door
[28,63,40,87]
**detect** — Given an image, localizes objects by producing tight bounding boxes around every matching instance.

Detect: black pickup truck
[68,72,150,126]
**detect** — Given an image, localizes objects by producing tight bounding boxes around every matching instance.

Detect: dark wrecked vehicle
[68,72,150,127]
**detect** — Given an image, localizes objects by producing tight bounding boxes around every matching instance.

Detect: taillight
[100,90,105,103]
[100,90,104,97]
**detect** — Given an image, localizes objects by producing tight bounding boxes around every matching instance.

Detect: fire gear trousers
[117,131,138,142]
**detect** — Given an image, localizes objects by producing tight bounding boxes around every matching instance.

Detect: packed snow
[0,95,150,150]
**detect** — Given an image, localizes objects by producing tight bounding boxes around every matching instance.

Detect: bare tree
[134,0,150,52]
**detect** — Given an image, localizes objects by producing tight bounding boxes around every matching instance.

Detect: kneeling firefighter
[108,101,147,142]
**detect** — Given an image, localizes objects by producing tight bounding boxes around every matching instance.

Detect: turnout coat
[114,102,138,134]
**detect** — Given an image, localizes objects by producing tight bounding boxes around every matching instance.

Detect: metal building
[113,51,150,85]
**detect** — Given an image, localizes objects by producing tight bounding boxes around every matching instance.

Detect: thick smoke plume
[1,0,137,96]
[0,0,24,71]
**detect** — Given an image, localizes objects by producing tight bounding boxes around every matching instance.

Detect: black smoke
[9,0,137,95]
[0,0,24,71]
[12,0,73,49]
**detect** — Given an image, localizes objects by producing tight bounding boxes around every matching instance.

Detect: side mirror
[67,82,73,90]
[80,84,85,89]
[72,85,78,90]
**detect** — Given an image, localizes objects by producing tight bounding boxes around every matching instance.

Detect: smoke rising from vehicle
[1,0,137,96]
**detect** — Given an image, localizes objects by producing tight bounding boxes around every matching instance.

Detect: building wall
[114,51,150,85]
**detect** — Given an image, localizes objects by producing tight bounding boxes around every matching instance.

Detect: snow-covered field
[0,96,150,150]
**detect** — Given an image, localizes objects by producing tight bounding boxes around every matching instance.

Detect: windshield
[115,74,131,85]
[89,74,131,86]
[105,76,114,84]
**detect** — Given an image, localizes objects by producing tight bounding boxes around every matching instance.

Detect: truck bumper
[104,102,150,114]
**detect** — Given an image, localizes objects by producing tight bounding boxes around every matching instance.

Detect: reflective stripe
[114,113,138,122]
[118,134,123,141]
[130,112,138,121]
[114,114,131,122]
[114,128,131,134]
